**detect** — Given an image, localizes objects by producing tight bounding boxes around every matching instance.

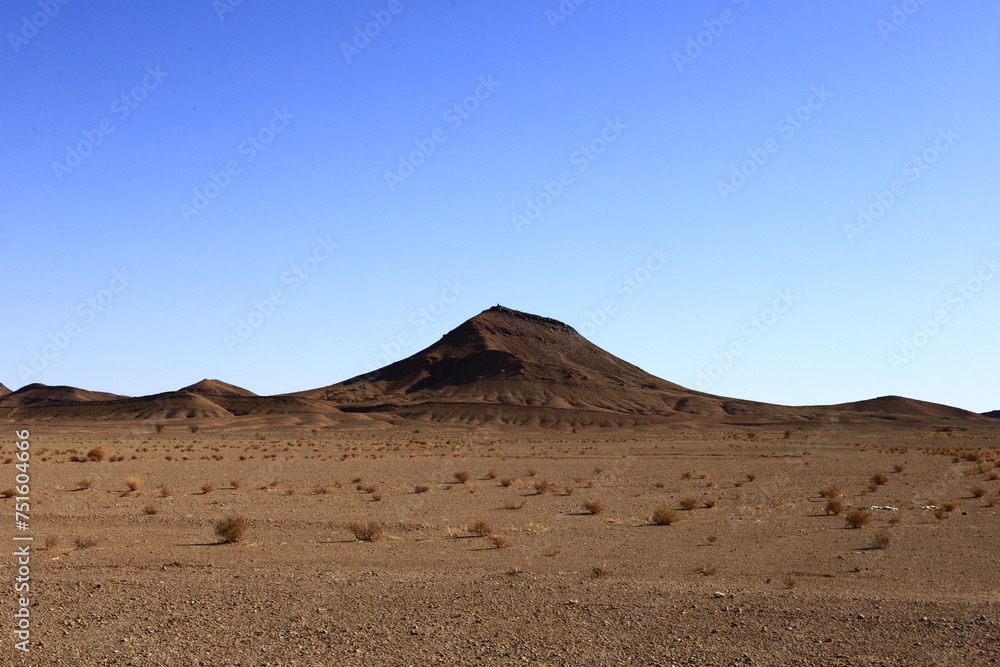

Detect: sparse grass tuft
[581,500,605,515]
[590,565,609,578]
[650,507,680,526]
[74,536,98,549]
[126,477,143,492]
[77,478,94,490]
[970,486,987,498]
[746,473,757,482]
[453,470,471,484]
[87,448,107,462]
[824,498,845,515]
[348,521,381,542]
[703,498,716,509]
[230,480,242,490]
[533,479,554,495]
[845,509,872,529]
[893,464,906,473]
[44,536,59,550]
[870,472,889,486]
[485,469,498,480]
[143,504,159,515]
[942,501,958,512]
[933,508,949,521]
[488,534,508,549]
[414,484,430,494]
[215,515,246,543]
[500,477,516,487]
[818,486,841,499]
[201,484,215,495]
[679,497,699,511]
[872,529,892,549]
[159,484,172,498]
[469,520,492,537]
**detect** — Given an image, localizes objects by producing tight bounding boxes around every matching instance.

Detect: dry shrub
[824,498,845,516]
[746,473,757,482]
[469,520,492,537]
[679,497,699,511]
[654,481,666,489]
[888,515,901,526]
[488,534,508,549]
[0,488,15,498]
[414,484,430,494]
[159,485,172,498]
[590,565,609,578]
[313,486,331,495]
[706,534,718,544]
[650,507,680,526]
[582,500,605,515]
[86,448,107,462]
[201,484,215,495]
[703,498,716,509]
[44,536,59,550]
[230,480,242,490]
[893,464,906,473]
[870,472,889,486]
[942,501,958,512]
[485,470,498,480]
[143,504,159,515]
[533,479,554,495]
[872,529,892,549]
[818,486,841,499]
[126,477,143,492]
[77,478,94,490]
[500,477,516,487]
[933,508,949,521]
[681,471,694,480]
[970,486,987,498]
[215,515,246,543]
[453,470,471,484]
[74,536,97,549]
[502,500,525,510]
[527,469,538,477]
[984,496,997,507]
[845,509,871,529]
[348,521,381,542]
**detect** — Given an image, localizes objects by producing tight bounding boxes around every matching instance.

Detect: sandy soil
[1,423,998,665]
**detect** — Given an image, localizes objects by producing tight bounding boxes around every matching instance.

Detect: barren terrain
[2,422,998,665]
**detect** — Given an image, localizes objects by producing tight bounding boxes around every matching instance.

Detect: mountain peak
[180,379,257,397]
[0,383,10,397]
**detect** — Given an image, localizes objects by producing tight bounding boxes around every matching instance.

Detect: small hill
[983,410,1000,419]
[179,379,258,397]
[0,383,10,397]
[0,383,126,408]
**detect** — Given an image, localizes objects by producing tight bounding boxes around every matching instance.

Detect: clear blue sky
[2,1,997,412]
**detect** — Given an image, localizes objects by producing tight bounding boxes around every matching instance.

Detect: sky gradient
[3,1,998,412]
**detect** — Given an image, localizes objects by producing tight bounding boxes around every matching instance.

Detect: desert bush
[143,504,159,515]
[454,470,471,484]
[215,515,246,543]
[703,498,717,509]
[706,535,718,544]
[77,478,94,490]
[871,472,889,486]
[313,486,331,495]
[681,471,693,480]
[581,500,605,515]
[0,488,15,498]
[888,515,901,526]
[414,484,430,493]
[485,469,498,479]
[230,480,242,490]
[469,520,492,537]
[942,501,958,512]
[126,477,143,492]
[44,536,59,550]
[654,481,666,489]
[159,485,172,498]
[818,485,841,499]
[650,507,680,526]
[86,448,107,462]
[933,509,949,521]
[746,473,757,482]
[489,534,509,549]
[527,469,538,477]
[872,529,892,549]
[348,521,381,542]
[825,498,845,515]
[74,536,98,549]
[533,479,554,495]
[154,424,165,434]
[970,486,987,498]
[845,509,871,529]
[679,497,699,511]
[201,484,215,495]
[893,464,906,473]
[189,425,199,433]
[590,565,609,578]
[500,477,515,487]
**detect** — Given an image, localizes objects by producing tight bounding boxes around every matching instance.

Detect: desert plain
[1,421,998,666]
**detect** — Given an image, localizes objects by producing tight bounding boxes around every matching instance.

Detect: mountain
[983,410,1000,419]
[292,306,985,428]
[0,383,126,408]
[0,383,10,397]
